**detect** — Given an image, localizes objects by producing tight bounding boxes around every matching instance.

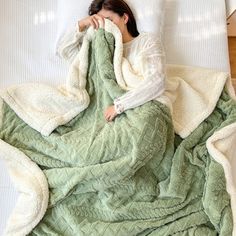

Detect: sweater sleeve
[56,22,86,63]
[114,36,165,114]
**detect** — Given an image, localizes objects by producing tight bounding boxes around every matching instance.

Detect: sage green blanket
[0,29,235,235]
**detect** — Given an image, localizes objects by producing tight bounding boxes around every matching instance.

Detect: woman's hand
[78,14,105,32]
[104,105,118,122]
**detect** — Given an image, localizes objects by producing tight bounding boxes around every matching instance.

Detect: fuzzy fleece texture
[0,20,235,235]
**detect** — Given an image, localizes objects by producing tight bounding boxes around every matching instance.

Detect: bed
[0,0,235,235]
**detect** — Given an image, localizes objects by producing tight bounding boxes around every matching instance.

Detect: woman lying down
[0,0,232,235]
[57,0,165,122]
[46,0,234,235]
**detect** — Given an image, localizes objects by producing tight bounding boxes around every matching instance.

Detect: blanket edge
[0,140,49,236]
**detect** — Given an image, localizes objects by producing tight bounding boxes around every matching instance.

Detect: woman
[57,0,165,122]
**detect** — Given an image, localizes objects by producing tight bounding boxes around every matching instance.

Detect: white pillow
[55,0,165,50]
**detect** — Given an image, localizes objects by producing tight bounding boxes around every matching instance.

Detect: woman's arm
[57,15,105,63]
[113,37,166,114]
[56,23,86,63]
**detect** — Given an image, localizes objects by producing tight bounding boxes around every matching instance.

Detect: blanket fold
[1,21,235,139]
[0,20,236,236]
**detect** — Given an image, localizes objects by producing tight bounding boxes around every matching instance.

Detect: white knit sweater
[57,25,165,113]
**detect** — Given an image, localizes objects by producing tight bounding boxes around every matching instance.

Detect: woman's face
[97,8,128,33]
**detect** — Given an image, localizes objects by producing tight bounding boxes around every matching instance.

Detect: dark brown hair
[88,0,139,37]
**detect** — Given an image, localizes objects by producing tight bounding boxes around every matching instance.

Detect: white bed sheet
[0,0,232,235]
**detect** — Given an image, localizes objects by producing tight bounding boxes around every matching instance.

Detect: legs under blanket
[0,27,235,235]
[0,91,235,236]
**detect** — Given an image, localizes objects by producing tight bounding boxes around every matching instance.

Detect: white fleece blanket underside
[0,20,235,236]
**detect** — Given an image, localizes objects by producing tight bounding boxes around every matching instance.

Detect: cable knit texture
[0,21,236,235]
[0,20,236,235]
[57,25,165,113]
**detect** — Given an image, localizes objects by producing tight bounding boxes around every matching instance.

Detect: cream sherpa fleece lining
[0,19,236,235]
[207,122,236,236]
[0,140,49,236]
[0,19,124,236]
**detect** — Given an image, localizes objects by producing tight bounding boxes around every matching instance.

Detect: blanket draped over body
[0,21,236,236]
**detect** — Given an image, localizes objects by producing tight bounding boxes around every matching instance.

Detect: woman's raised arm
[57,14,104,63]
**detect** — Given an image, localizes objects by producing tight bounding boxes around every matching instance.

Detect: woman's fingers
[105,112,112,122]
[90,14,105,29]
[109,115,115,122]
[79,14,105,31]
[105,113,115,122]
[104,110,109,120]
[90,17,99,29]
[104,106,118,122]
[93,14,105,28]
[91,14,104,29]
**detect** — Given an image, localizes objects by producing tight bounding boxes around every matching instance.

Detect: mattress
[0,0,232,235]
